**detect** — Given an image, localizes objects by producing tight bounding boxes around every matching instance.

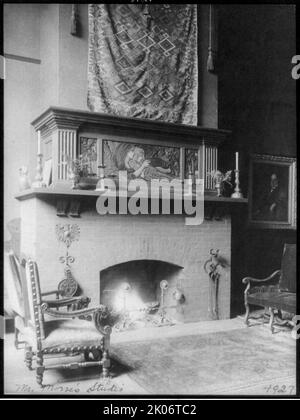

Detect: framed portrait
[248,154,296,229]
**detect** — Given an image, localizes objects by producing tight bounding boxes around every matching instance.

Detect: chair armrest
[43,296,90,309]
[41,290,59,297]
[242,270,281,285]
[41,303,112,336]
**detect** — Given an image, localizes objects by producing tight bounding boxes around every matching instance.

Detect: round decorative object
[58,277,78,297]
[41,302,49,313]
[77,176,98,190]
[173,288,185,303]
[160,280,169,290]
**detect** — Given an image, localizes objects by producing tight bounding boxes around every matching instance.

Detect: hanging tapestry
[87,4,198,125]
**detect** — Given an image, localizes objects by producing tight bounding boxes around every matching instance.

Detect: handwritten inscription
[264,384,295,395]
[15,380,123,394]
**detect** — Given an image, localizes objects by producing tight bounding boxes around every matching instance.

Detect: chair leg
[14,327,19,350]
[269,307,275,334]
[102,350,110,378]
[244,301,250,326]
[24,345,33,370]
[36,352,45,387]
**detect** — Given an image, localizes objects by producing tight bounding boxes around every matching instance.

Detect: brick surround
[20,197,231,322]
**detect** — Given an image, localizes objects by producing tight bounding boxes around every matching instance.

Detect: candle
[235,152,239,171]
[98,138,104,166]
[37,131,41,155]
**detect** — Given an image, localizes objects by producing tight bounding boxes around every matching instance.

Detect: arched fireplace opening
[100,260,184,330]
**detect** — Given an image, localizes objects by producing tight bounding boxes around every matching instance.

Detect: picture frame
[248,154,296,229]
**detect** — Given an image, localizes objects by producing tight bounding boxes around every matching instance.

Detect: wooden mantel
[32,106,231,146]
[15,187,248,203]
[15,187,247,218]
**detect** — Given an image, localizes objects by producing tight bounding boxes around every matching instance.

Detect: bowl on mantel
[77,176,99,190]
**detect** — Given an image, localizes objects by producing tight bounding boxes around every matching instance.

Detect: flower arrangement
[210,170,233,196]
[66,155,93,178]
[64,154,98,190]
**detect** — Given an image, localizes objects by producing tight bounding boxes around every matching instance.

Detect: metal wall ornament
[56,224,80,248]
[56,224,80,297]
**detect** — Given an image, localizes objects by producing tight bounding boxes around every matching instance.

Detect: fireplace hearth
[100,260,184,331]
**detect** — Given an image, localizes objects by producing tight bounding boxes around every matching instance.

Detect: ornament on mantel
[210,170,233,197]
[18,166,31,191]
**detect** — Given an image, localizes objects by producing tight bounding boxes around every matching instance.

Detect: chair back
[279,244,296,293]
[24,256,46,340]
[4,251,25,319]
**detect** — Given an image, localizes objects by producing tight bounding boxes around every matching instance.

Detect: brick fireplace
[15,107,248,325]
[17,194,236,323]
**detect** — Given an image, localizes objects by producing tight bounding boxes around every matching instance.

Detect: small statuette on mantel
[210,170,233,197]
[32,153,47,188]
[19,166,31,191]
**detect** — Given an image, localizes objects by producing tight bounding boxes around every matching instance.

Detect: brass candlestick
[184,171,194,196]
[95,164,106,191]
[231,169,243,198]
[32,153,46,188]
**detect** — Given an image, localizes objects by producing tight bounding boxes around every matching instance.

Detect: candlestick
[97,139,104,167]
[37,131,41,155]
[32,153,46,188]
[235,152,239,171]
[231,169,243,199]
[184,171,193,196]
[95,164,106,191]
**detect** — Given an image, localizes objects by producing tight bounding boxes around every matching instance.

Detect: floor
[4,317,296,396]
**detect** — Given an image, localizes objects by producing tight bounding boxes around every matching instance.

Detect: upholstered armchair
[9,254,113,387]
[242,244,296,333]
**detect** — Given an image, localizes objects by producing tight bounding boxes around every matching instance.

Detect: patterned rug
[111,326,296,395]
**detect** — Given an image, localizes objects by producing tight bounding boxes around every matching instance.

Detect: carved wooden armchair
[242,244,296,333]
[17,255,112,386]
[5,250,90,350]
[4,251,27,349]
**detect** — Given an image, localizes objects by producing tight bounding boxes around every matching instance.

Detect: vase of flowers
[66,154,98,190]
[210,170,233,197]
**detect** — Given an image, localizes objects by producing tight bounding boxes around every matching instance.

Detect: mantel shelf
[15,187,248,203]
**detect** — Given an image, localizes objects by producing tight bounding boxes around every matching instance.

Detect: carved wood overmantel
[31,106,231,189]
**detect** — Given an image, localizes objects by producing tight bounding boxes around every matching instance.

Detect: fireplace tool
[120,282,132,330]
[156,280,170,325]
[204,249,222,320]
[110,280,185,330]
[155,280,185,327]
